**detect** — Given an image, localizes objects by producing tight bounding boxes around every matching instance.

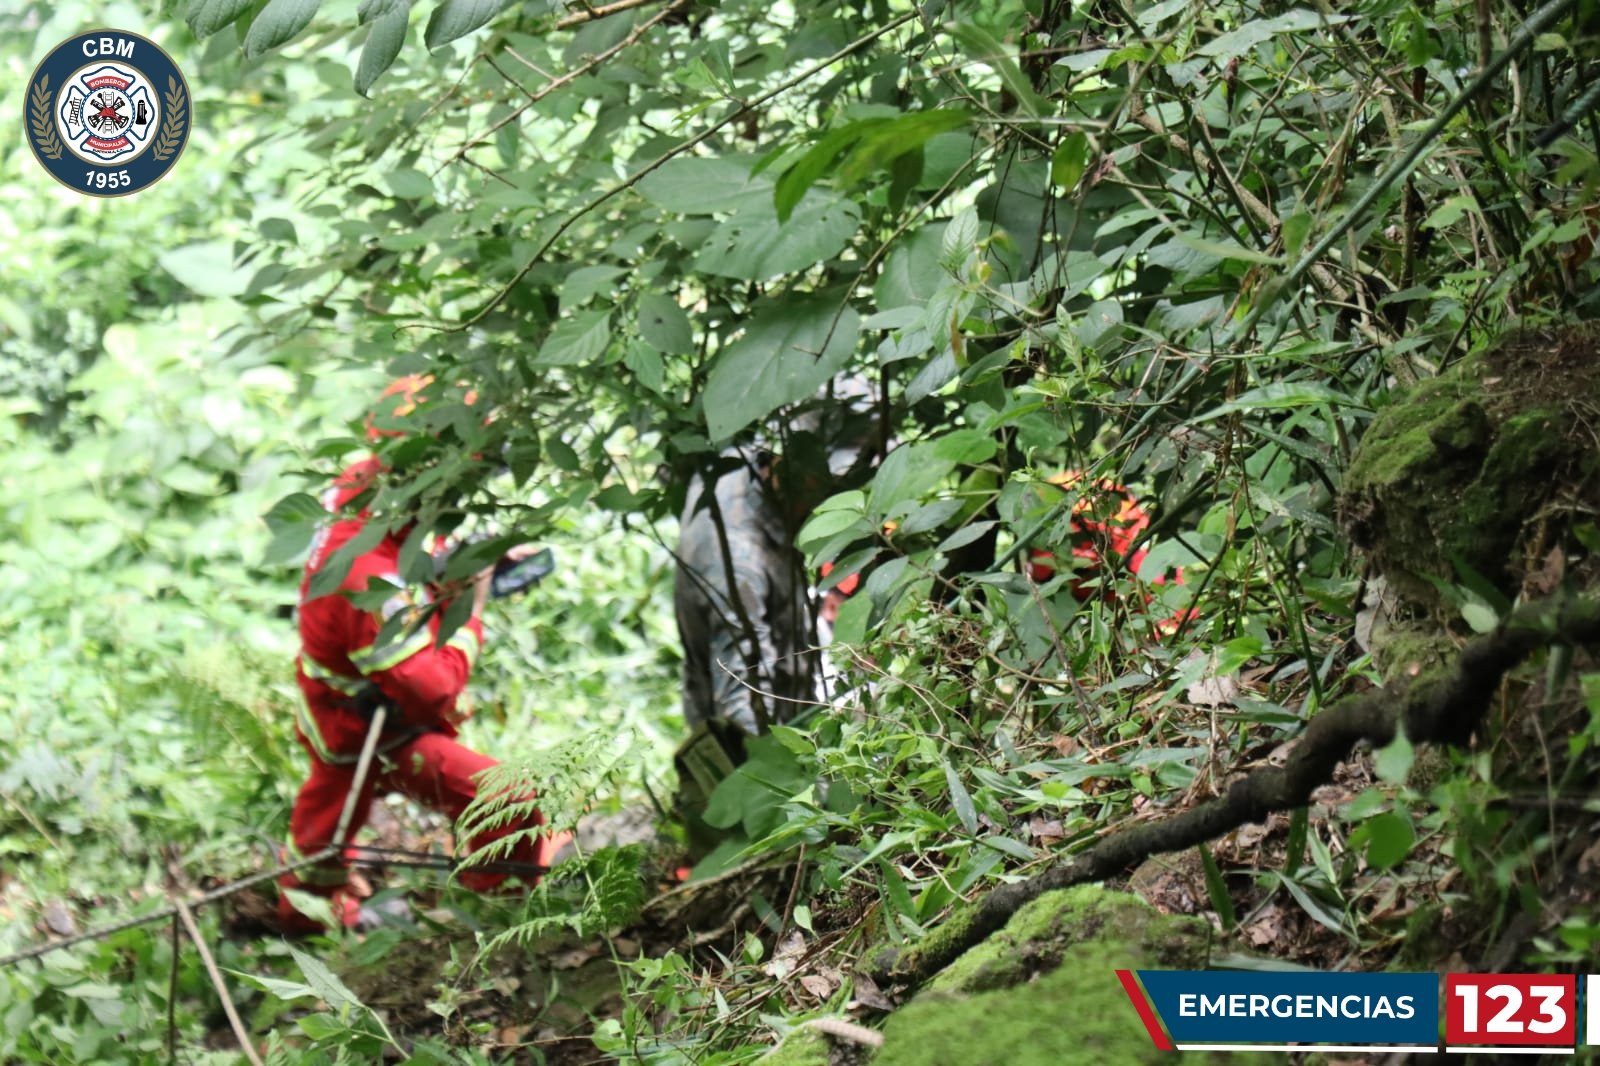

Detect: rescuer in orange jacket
[276,377,558,934]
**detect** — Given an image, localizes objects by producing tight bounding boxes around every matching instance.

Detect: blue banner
[1136,970,1440,1045]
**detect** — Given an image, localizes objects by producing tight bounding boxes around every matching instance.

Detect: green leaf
[1193,381,1360,421]
[931,429,997,465]
[1198,10,1351,60]
[157,242,250,297]
[1361,812,1415,870]
[888,147,922,213]
[288,945,363,1011]
[1174,233,1283,266]
[637,157,771,215]
[1050,131,1090,191]
[187,0,256,37]
[358,0,407,19]
[797,508,867,552]
[774,123,870,224]
[262,492,326,565]
[837,110,970,186]
[356,2,412,95]
[244,0,323,57]
[228,969,320,1002]
[695,192,861,280]
[875,223,948,310]
[792,904,814,933]
[943,761,978,833]
[560,265,627,311]
[702,297,860,440]
[424,0,509,48]
[1278,875,1347,935]
[980,834,1036,860]
[281,888,338,932]
[1374,731,1414,785]
[1283,806,1308,876]
[1198,843,1237,930]
[1460,600,1499,634]
[385,167,433,200]
[947,22,1046,117]
[537,310,613,367]
[637,293,693,353]
[1281,212,1312,259]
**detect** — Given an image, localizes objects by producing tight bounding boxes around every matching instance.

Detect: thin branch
[439,0,687,175]
[870,591,1600,988]
[555,0,658,30]
[1244,0,1580,333]
[427,10,920,333]
[175,899,265,1066]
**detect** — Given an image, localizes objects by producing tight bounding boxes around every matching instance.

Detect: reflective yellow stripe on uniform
[299,653,368,697]
[445,626,480,669]
[293,701,357,766]
[349,625,434,675]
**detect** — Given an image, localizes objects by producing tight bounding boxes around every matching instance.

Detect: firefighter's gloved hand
[444,693,474,728]
[354,896,414,932]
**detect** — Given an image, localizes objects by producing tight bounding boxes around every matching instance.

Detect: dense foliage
[3,0,1600,1059]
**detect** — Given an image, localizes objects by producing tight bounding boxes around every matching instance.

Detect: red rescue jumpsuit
[276,457,550,932]
[1026,471,1194,636]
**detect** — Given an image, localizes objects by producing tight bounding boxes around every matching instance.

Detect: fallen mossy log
[869,592,1600,988]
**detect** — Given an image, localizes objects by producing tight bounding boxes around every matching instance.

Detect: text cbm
[82,37,134,58]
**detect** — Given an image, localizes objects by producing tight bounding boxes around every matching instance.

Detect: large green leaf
[244,0,323,57]
[157,242,250,297]
[356,1,412,94]
[186,0,255,37]
[702,296,860,441]
[536,310,613,367]
[636,157,772,215]
[1199,10,1352,59]
[947,22,1046,117]
[424,0,509,49]
[637,292,693,353]
[774,110,971,223]
[695,192,860,280]
[874,223,949,310]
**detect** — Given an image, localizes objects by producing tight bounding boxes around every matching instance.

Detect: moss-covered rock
[873,885,1260,1065]
[927,884,1209,995]
[1340,323,1600,604]
[761,1027,831,1066]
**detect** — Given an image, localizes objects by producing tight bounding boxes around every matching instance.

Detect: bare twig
[439,1,687,173]
[871,591,1600,987]
[555,0,657,30]
[1245,0,1580,333]
[429,10,919,332]
[175,899,265,1066]
[806,1017,886,1048]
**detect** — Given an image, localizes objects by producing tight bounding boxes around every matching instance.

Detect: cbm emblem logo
[26,30,189,197]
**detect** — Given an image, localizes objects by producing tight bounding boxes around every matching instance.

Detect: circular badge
[25,29,190,197]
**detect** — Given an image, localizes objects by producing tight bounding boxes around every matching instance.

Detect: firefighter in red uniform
[1027,471,1193,636]
[276,377,558,934]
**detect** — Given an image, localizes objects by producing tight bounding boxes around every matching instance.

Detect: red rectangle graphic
[1446,973,1576,1046]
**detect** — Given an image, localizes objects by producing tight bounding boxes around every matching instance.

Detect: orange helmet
[1026,471,1151,592]
[819,559,861,597]
[365,374,433,442]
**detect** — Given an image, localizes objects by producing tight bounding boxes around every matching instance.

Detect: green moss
[1340,324,1600,603]
[876,940,1256,1066]
[761,1027,831,1066]
[927,885,1209,995]
[870,906,975,982]
[1369,621,1456,687]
